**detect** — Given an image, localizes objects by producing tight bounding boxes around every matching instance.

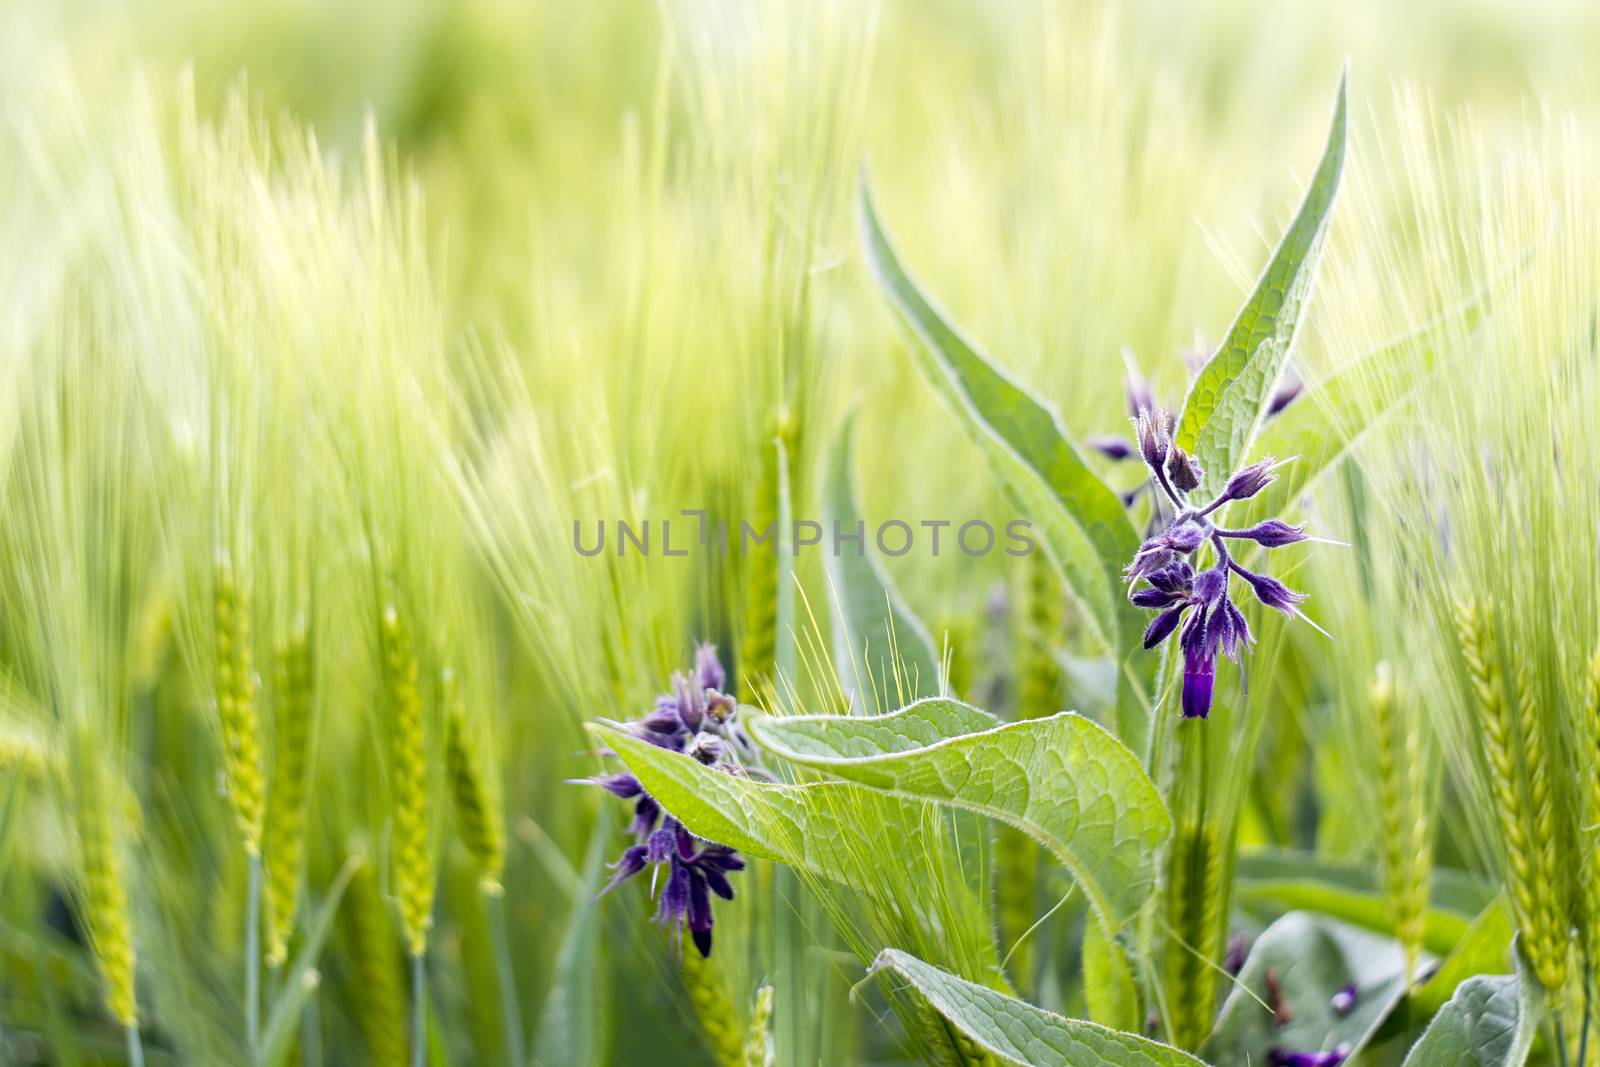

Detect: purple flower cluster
[1124,408,1323,719]
[583,645,752,958]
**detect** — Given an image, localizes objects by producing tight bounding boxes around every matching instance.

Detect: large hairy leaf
[871,948,1204,1067]
[1402,943,1541,1067]
[822,415,942,710]
[856,174,1140,675]
[1175,71,1348,498]
[1202,911,1408,1065]
[747,699,1169,929]
[593,725,993,959]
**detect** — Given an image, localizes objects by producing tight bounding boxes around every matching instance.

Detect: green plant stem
[247,850,262,1058]
[126,1023,145,1067]
[303,985,322,1067]
[411,950,426,1067]
[486,889,525,1067]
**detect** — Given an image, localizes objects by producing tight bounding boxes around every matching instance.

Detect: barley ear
[744,982,774,1067]
[1163,818,1222,1050]
[72,750,138,1027]
[381,604,435,957]
[443,673,504,892]
[738,429,782,695]
[1455,599,1565,996]
[263,629,315,967]
[215,563,265,854]
[1371,668,1429,984]
[344,853,409,1067]
[681,947,745,1067]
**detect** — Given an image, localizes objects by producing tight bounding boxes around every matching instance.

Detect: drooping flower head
[578,644,754,957]
[1123,406,1327,719]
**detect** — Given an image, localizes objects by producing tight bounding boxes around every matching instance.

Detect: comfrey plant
[1124,407,1324,718]
[586,645,754,957]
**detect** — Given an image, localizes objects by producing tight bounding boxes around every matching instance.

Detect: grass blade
[822,414,941,709]
[533,807,613,1067]
[259,855,364,1067]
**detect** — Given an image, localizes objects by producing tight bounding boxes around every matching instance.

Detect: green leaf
[1174,70,1348,498]
[533,806,613,1067]
[822,414,942,709]
[1402,941,1542,1067]
[1410,898,1513,1018]
[747,700,1169,930]
[593,725,995,965]
[1201,911,1408,1065]
[1236,849,1489,954]
[871,948,1204,1067]
[1082,918,1141,1032]
[259,855,363,1067]
[856,174,1139,667]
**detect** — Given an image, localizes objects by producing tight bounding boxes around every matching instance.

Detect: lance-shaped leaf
[1202,911,1408,1065]
[1236,849,1489,955]
[1410,898,1512,1017]
[747,699,1169,929]
[823,414,942,710]
[1402,941,1542,1067]
[871,948,1204,1067]
[1175,70,1348,498]
[857,175,1140,666]
[592,725,996,968]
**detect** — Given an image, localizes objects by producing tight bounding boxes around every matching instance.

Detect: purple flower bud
[1193,565,1228,607]
[600,845,648,895]
[1163,519,1208,554]
[1233,564,1308,615]
[581,773,643,798]
[646,826,677,864]
[1087,435,1137,462]
[1132,586,1184,610]
[1126,544,1176,584]
[1330,983,1358,1015]
[1224,933,1250,974]
[656,861,692,927]
[1143,604,1188,649]
[1219,597,1252,661]
[1267,379,1304,417]
[1181,648,1215,719]
[1146,560,1195,595]
[1207,456,1282,510]
[1126,372,1156,420]
[694,643,726,692]
[631,794,661,839]
[688,870,714,958]
[1135,408,1171,472]
[1166,446,1204,494]
[1220,519,1308,548]
[1269,1046,1350,1067]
